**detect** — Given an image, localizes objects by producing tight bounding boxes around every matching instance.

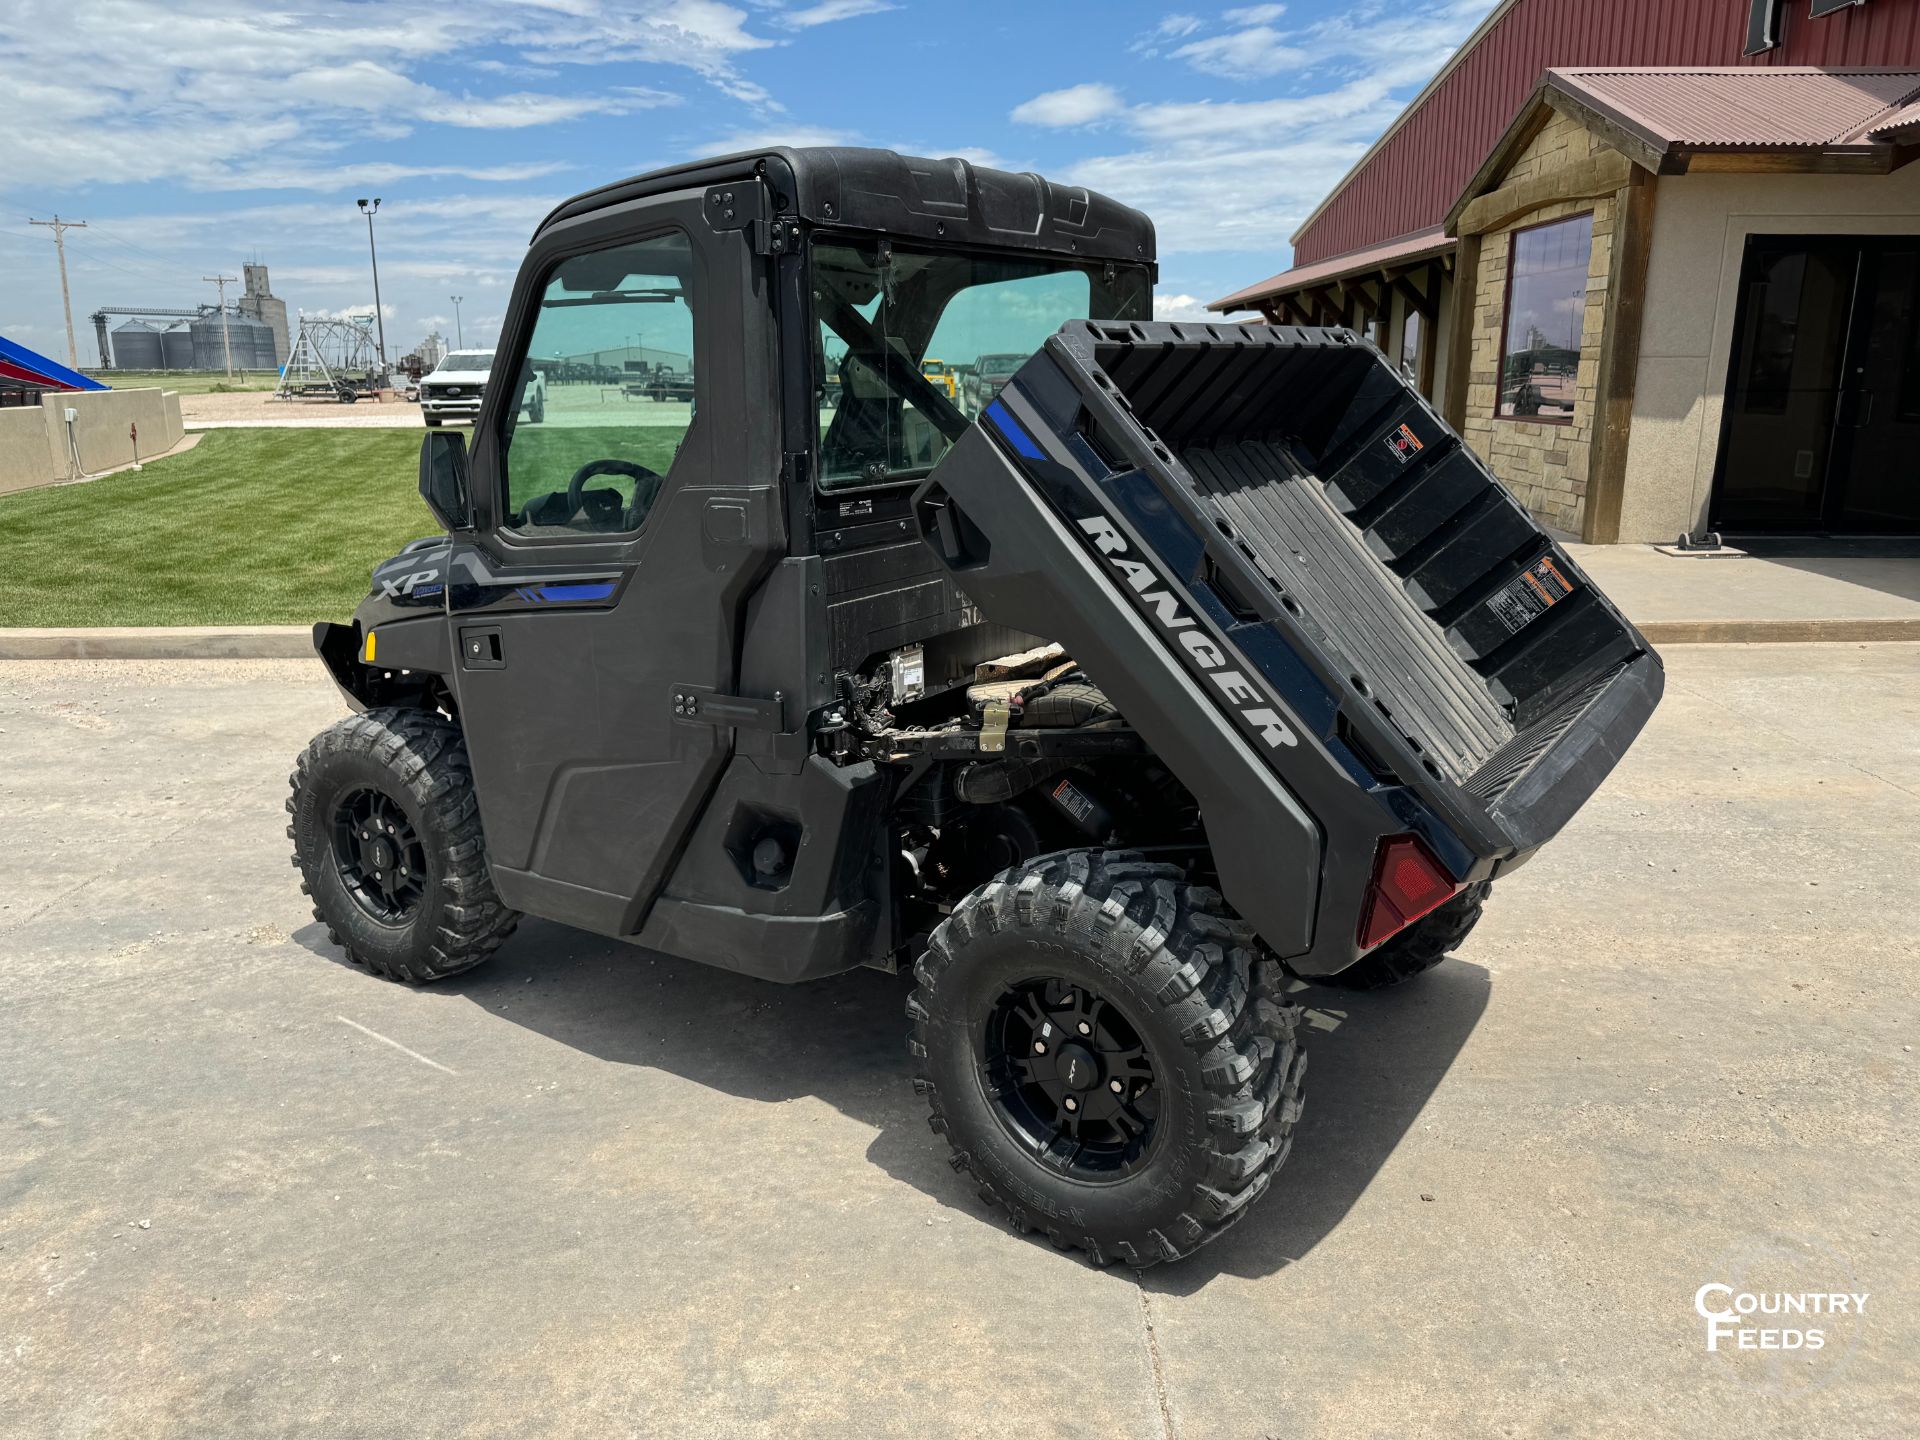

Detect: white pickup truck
[419,350,546,427]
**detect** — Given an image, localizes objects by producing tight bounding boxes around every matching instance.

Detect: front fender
[312,614,453,712]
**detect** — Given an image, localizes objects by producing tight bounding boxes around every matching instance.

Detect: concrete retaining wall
[0,388,187,496]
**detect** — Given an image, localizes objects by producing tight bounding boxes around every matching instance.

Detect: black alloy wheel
[983,977,1160,1179]
[329,786,427,925]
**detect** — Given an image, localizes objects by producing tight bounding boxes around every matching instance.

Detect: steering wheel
[566,458,664,529]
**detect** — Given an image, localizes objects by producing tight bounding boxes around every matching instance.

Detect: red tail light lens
[1357,835,1460,951]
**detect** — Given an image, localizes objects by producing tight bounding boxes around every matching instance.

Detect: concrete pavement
[1568,541,1920,642]
[1,648,1915,1438]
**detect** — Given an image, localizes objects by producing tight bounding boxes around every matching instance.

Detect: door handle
[460,626,505,670]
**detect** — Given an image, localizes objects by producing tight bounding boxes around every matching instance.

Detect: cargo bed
[915,319,1662,970]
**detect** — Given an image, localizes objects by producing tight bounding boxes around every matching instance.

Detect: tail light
[1357,834,1460,951]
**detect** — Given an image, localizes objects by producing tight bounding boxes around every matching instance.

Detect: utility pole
[204,274,237,380]
[450,295,464,349]
[29,215,87,370]
[356,198,388,381]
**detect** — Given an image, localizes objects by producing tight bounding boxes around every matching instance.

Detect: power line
[29,214,87,369]
[203,273,238,380]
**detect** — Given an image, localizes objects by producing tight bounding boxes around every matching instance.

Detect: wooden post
[1441,232,1482,431]
[1583,169,1659,544]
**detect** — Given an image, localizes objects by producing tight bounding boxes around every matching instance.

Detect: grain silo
[111,319,163,371]
[161,322,195,371]
[191,310,272,372]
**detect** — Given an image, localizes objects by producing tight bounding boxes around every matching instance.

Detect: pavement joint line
[336,1015,459,1075]
[1136,1282,1176,1440]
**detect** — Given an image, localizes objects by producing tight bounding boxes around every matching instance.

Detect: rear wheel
[908,850,1305,1267]
[1324,881,1491,991]
[288,706,518,983]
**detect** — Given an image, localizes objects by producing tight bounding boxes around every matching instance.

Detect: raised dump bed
[924,318,1662,865]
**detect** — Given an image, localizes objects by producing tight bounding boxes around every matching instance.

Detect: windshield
[439,351,494,372]
[812,240,1148,490]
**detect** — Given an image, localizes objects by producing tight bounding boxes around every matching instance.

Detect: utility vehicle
[420,349,545,427]
[290,147,1662,1266]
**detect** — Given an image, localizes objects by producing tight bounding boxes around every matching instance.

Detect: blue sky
[0,0,1497,365]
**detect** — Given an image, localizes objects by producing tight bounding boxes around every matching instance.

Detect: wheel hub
[982,977,1160,1179]
[330,787,427,925]
[1056,1042,1099,1092]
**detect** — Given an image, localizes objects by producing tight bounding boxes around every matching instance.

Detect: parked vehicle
[920,357,958,401]
[964,352,1025,416]
[292,147,1661,1267]
[420,350,545,427]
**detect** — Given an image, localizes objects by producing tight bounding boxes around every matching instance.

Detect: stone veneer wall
[1457,113,1615,535]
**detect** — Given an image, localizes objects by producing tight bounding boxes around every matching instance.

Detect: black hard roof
[536,146,1156,267]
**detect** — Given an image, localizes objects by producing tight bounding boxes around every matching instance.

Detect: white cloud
[1153,292,1217,323]
[0,1,763,193]
[1171,25,1307,81]
[1010,84,1124,129]
[774,0,897,27]
[1223,4,1287,24]
[1048,3,1498,259]
[307,303,398,322]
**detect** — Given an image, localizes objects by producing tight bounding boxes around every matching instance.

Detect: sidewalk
[1568,541,1920,643]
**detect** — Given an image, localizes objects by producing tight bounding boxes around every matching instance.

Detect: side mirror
[419,429,472,531]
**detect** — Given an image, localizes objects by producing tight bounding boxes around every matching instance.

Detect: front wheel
[288,707,519,983]
[423,414,441,428]
[908,851,1306,1267]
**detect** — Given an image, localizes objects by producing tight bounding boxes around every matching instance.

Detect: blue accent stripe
[985,399,1045,461]
[537,581,618,602]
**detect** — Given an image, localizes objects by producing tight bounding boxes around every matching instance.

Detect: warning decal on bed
[1486,555,1577,635]
[1385,422,1424,465]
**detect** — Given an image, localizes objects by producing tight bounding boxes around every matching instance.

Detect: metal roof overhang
[1207,226,1456,319]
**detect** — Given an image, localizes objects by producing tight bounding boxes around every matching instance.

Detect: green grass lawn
[0,429,436,626]
[95,369,281,395]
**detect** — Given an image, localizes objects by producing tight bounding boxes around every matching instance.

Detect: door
[1829,242,1920,533]
[1714,236,1920,534]
[446,197,782,937]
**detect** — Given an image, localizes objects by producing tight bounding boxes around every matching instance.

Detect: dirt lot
[179,390,424,428]
[1,646,1915,1438]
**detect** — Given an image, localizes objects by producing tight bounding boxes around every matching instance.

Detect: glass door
[1828,242,1920,533]
[1714,235,1920,535]
[1713,238,1857,530]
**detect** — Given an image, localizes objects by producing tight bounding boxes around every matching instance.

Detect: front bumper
[421,392,483,419]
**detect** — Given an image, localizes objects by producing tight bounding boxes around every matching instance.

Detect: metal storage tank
[161,322,194,371]
[248,319,278,371]
[112,319,163,371]
[191,310,271,372]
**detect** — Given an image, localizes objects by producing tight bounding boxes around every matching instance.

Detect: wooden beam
[1390,271,1434,318]
[1542,90,1669,176]
[1674,147,1894,176]
[1454,150,1638,237]
[1583,171,1658,545]
[1441,232,1482,431]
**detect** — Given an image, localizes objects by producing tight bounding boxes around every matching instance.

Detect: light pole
[356,198,388,380]
[450,295,464,349]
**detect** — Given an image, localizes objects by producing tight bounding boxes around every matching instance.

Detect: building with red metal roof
[1209,0,1920,542]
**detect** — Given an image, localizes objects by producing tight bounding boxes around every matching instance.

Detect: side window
[1497,212,1592,421]
[500,231,697,536]
[813,243,1094,490]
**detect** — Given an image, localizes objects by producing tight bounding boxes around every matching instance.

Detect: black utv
[291,147,1661,1267]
